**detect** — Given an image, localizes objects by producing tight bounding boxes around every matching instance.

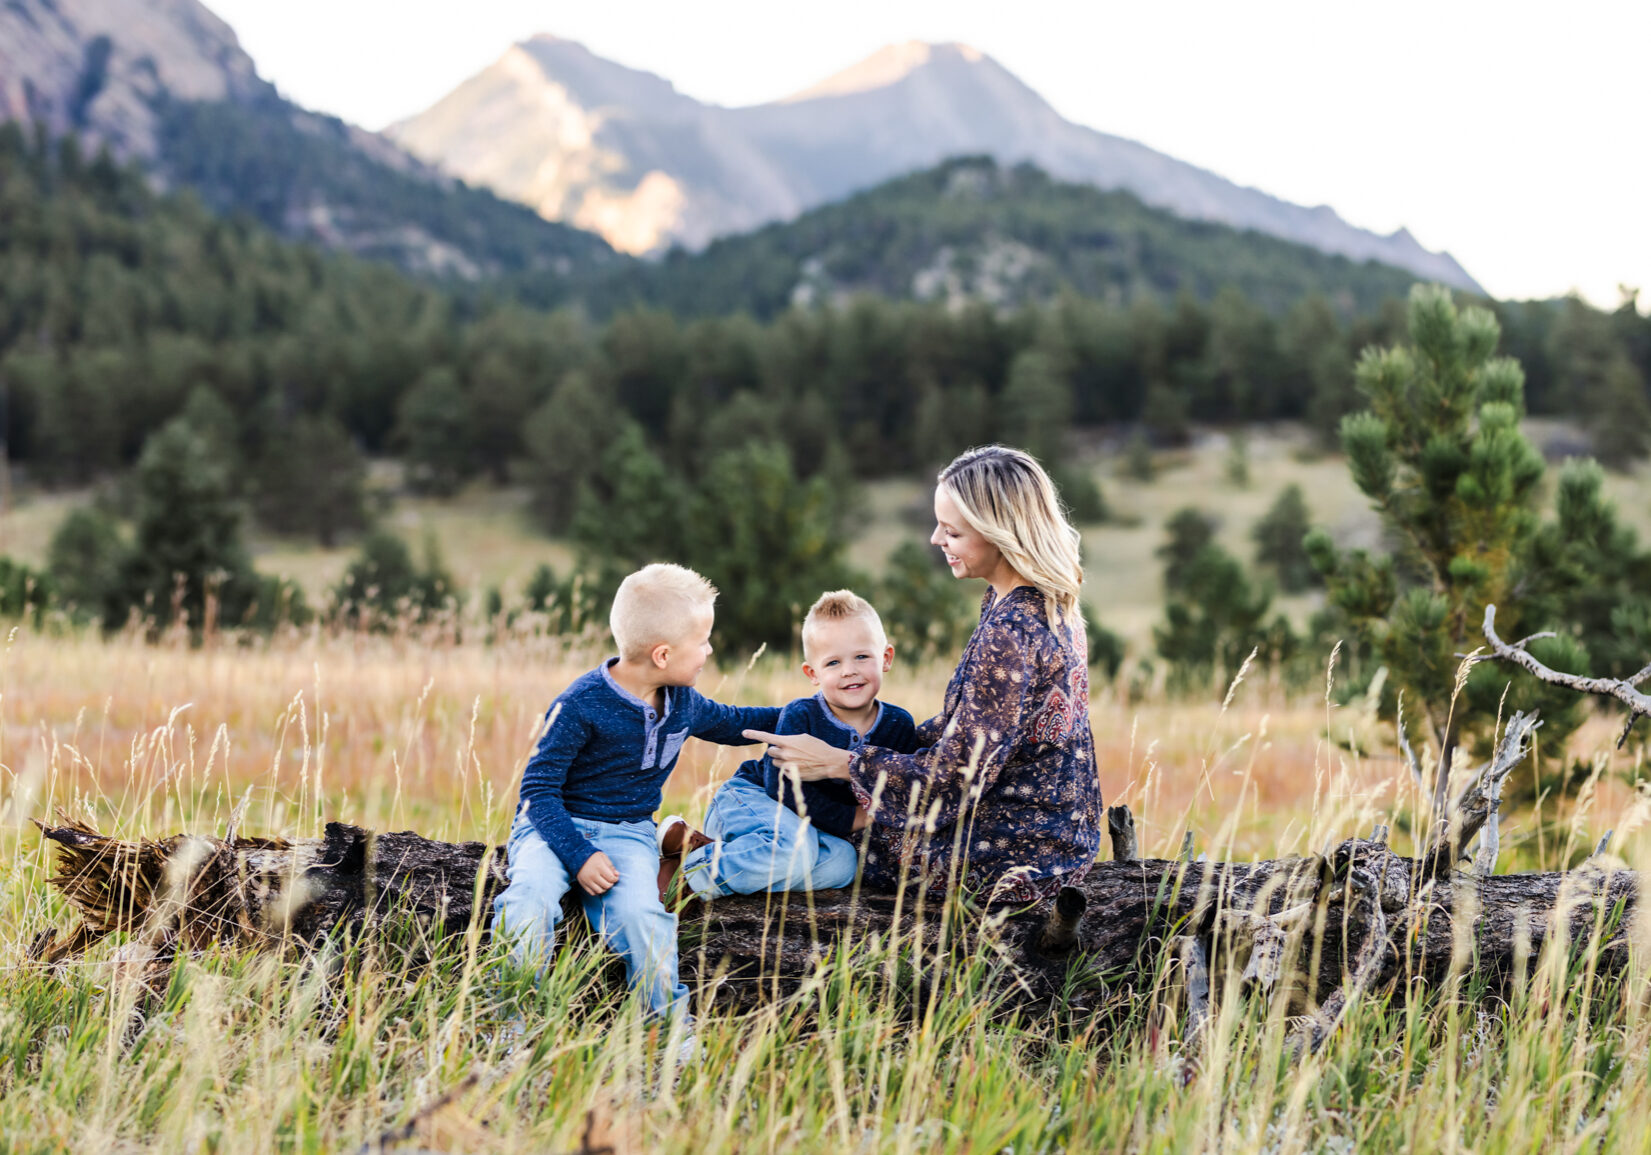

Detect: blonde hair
[801,589,887,657]
[938,445,1085,630]
[610,563,717,661]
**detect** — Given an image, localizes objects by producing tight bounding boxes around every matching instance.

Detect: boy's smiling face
[802,616,894,720]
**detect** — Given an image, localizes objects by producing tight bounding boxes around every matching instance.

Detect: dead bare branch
[1483,604,1651,746]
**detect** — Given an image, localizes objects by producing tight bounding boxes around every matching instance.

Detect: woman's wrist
[829,747,854,780]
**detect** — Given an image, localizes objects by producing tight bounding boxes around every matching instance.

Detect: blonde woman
[745,445,1103,901]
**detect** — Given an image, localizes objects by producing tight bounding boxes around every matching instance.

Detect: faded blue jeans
[493,811,688,1021]
[680,776,860,897]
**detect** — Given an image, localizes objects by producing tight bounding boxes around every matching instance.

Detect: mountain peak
[0,0,265,156]
[500,34,688,113]
[390,36,1480,290]
[780,41,991,103]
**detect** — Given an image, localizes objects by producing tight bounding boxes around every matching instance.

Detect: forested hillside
[555,157,1425,319]
[3,123,1649,649]
[4,126,1646,492]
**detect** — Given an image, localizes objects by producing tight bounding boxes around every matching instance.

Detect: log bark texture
[30,817,1641,1024]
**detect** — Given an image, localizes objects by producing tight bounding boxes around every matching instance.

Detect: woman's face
[931,486,1003,582]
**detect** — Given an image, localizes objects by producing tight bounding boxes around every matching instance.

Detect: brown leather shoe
[656,816,714,903]
[656,816,713,858]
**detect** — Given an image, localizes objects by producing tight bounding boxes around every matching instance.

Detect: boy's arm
[687,691,782,746]
[519,703,599,874]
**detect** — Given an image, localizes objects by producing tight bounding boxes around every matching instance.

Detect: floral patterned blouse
[848,585,1104,902]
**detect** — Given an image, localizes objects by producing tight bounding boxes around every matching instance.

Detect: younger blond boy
[662,590,918,898]
[492,564,780,1023]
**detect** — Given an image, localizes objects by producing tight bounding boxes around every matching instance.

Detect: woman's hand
[742,730,853,781]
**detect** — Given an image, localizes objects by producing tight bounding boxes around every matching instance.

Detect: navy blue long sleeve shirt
[519,659,781,873]
[733,693,918,840]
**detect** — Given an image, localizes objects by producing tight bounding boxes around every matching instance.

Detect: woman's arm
[753,626,1037,832]
[851,634,1034,833]
[741,729,852,781]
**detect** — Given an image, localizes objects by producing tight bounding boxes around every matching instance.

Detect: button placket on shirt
[641,704,662,769]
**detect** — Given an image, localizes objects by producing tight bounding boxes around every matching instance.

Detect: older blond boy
[662,591,918,898]
[492,564,780,1022]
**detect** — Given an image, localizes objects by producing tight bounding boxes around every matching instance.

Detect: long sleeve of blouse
[843,584,1102,902]
[851,621,1034,836]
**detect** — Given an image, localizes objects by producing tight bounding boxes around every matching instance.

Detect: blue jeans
[493,812,689,1021]
[681,776,860,897]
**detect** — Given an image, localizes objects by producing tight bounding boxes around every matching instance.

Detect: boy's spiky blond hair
[801,589,887,658]
[610,563,717,661]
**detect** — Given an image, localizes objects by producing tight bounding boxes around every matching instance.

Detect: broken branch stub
[1106,805,1138,862]
[1418,711,1539,879]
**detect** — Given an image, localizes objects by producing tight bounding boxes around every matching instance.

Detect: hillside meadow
[2,617,1649,1152]
[6,420,1648,657]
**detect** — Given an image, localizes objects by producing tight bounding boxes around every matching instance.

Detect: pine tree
[568,423,682,581]
[1154,542,1295,691]
[1589,358,1651,469]
[1157,508,1218,594]
[1252,484,1319,594]
[393,367,471,497]
[1001,348,1073,465]
[1523,459,1651,679]
[1306,284,1584,766]
[877,540,975,664]
[120,418,266,629]
[523,370,632,534]
[47,506,126,623]
[680,442,855,658]
[333,529,455,627]
[254,414,370,547]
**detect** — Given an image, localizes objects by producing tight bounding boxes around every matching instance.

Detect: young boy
[492,563,780,1025]
[662,590,918,898]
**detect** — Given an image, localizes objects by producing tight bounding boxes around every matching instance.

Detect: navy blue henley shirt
[518,658,781,872]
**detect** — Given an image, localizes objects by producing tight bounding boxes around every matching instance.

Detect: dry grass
[2,626,1650,1153]
[1,626,1641,864]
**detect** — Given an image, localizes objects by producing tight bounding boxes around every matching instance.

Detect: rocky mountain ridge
[0,0,265,156]
[389,38,1480,292]
[0,0,615,278]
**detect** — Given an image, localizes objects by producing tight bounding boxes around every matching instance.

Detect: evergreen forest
[2,123,1650,676]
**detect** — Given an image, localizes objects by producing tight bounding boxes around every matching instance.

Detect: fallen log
[27,812,1640,1028]
[24,603,1650,1040]
[27,802,1640,1034]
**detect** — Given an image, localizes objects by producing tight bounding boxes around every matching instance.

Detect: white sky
[206,0,1649,308]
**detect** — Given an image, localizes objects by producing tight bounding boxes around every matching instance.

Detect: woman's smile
[932,487,1003,583]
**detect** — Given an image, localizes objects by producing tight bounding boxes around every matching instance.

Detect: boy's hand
[577,852,620,895]
[852,805,872,832]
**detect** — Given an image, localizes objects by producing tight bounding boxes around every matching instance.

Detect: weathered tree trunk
[29,812,1640,1030]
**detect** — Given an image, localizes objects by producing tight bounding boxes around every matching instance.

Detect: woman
[746,445,1103,902]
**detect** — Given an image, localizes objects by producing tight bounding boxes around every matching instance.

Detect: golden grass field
[2,425,1650,1152]
[0,617,1648,1152]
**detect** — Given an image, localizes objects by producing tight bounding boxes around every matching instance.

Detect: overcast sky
[206,0,1647,309]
